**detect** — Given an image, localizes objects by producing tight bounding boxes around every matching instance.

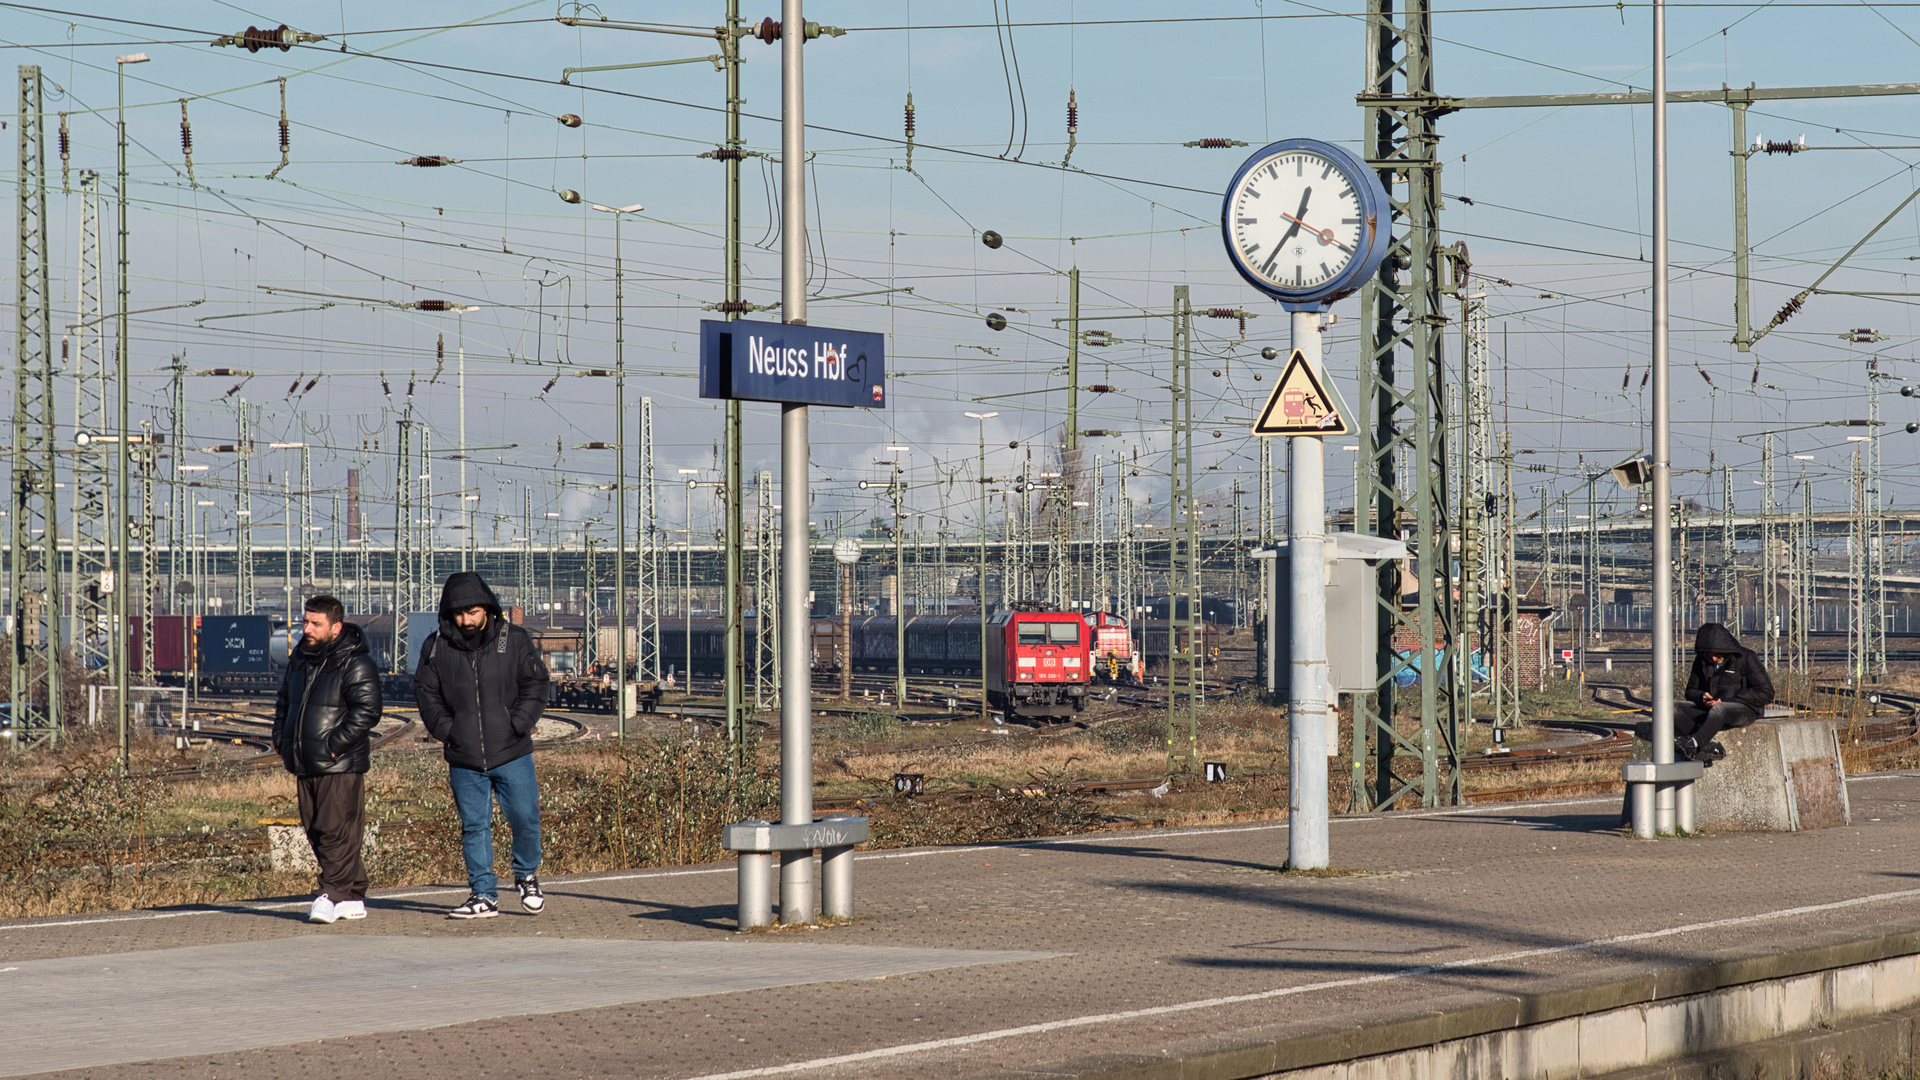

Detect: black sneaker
[515,877,546,915]
[1705,740,1728,760]
[1676,736,1701,760]
[448,894,498,920]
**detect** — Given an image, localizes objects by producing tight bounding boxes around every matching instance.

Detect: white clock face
[1227,149,1367,293]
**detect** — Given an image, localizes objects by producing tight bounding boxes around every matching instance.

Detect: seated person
[1675,622,1773,761]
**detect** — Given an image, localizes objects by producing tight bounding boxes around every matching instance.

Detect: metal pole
[614,209,628,737]
[1642,0,1680,837]
[893,467,905,707]
[723,0,746,770]
[1731,100,1752,353]
[777,0,814,925]
[115,58,134,771]
[1288,309,1330,870]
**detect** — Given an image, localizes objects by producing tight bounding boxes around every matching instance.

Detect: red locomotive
[983,608,1091,721]
[1087,611,1142,684]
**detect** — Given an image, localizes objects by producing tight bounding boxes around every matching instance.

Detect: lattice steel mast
[71,169,108,675]
[11,64,63,748]
[1358,0,1461,807]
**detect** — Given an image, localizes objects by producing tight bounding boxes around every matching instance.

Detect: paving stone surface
[8,774,1920,1080]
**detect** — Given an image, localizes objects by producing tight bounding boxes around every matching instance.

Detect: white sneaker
[307,894,338,924]
[334,900,367,920]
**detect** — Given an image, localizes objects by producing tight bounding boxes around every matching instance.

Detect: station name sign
[699,318,886,409]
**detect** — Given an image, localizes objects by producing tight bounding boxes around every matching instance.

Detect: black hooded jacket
[1683,622,1774,712]
[413,572,550,771]
[273,621,383,776]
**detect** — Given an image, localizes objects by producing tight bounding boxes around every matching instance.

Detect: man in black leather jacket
[273,595,383,924]
[414,572,552,919]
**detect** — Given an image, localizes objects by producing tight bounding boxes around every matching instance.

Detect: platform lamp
[560,191,643,734]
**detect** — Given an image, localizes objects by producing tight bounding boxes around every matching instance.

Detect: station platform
[11,773,1920,1080]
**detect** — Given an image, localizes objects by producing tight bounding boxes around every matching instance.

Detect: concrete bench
[1696,718,1850,832]
[721,814,869,929]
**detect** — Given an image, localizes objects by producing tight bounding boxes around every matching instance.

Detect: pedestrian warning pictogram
[1252,350,1349,436]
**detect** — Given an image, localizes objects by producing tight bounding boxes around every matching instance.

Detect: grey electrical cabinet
[1256,533,1408,700]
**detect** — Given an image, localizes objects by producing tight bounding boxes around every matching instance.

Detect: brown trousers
[296,772,368,902]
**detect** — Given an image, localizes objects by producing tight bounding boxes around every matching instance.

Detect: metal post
[723,0,747,770]
[1169,287,1197,771]
[613,209,628,736]
[114,59,137,763]
[1289,309,1330,870]
[967,411,996,716]
[893,465,905,707]
[1642,0,1679,837]
[777,0,814,926]
[1731,99,1752,353]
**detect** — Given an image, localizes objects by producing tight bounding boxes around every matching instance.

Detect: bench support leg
[780,850,814,925]
[821,843,854,919]
[1629,780,1656,839]
[737,852,773,929]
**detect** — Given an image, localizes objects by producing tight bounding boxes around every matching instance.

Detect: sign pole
[1287,308,1331,870]
[777,0,814,925]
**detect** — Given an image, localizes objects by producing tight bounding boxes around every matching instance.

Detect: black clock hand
[1276,187,1312,247]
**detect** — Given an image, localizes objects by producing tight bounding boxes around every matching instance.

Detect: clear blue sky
[8,0,1920,548]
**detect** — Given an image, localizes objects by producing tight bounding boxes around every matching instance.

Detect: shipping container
[128,615,189,673]
[198,615,271,672]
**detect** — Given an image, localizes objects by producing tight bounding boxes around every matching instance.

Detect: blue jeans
[448,753,542,900]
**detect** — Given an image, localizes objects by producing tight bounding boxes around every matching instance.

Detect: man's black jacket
[273,621,383,776]
[413,572,550,772]
[1683,622,1774,712]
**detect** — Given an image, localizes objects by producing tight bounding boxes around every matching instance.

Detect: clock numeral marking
[1320,262,1332,279]
[1343,217,1361,224]
[1236,216,1257,225]
[1244,188,1261,199]
[1321,162,1334,180]
[1295,158,1304,177]
[1244,243,1262,258]
[1261,251,1280,276]
[1294,265,1304,285]
[1265,163,1277,181]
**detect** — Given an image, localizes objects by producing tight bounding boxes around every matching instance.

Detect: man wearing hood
[273,595,383,925]
[414,571,552,919]
[1676,622,1774,761]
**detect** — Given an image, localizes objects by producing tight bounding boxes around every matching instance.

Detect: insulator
[179,112,192,155]
[57,112,68,160]
[1066,90,1078,135]
[715,299,752,313]
[985,312,1008,331]
[401,155,458,167]
[437,333,445,361]
[1772,294,1805,327]
[557,113,583,128]
[1206,308,1237,319]
[238,24,295,52]
[60,337,68,359]
[279,118,290,154]
[416,299,457,311]
[755,17,782,43]
[707,147,744,160]
[303,376,318,393]
[1761,139,1804,155]
[1087,384,1115,393]
[904,94,916,138]
[981,230,1003,249]
[1184,138,1247,149]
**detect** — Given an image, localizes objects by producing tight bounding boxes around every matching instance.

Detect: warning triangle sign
[1252,350,1350,436]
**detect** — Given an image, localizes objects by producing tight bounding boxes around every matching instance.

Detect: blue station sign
[698,318,886,409]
